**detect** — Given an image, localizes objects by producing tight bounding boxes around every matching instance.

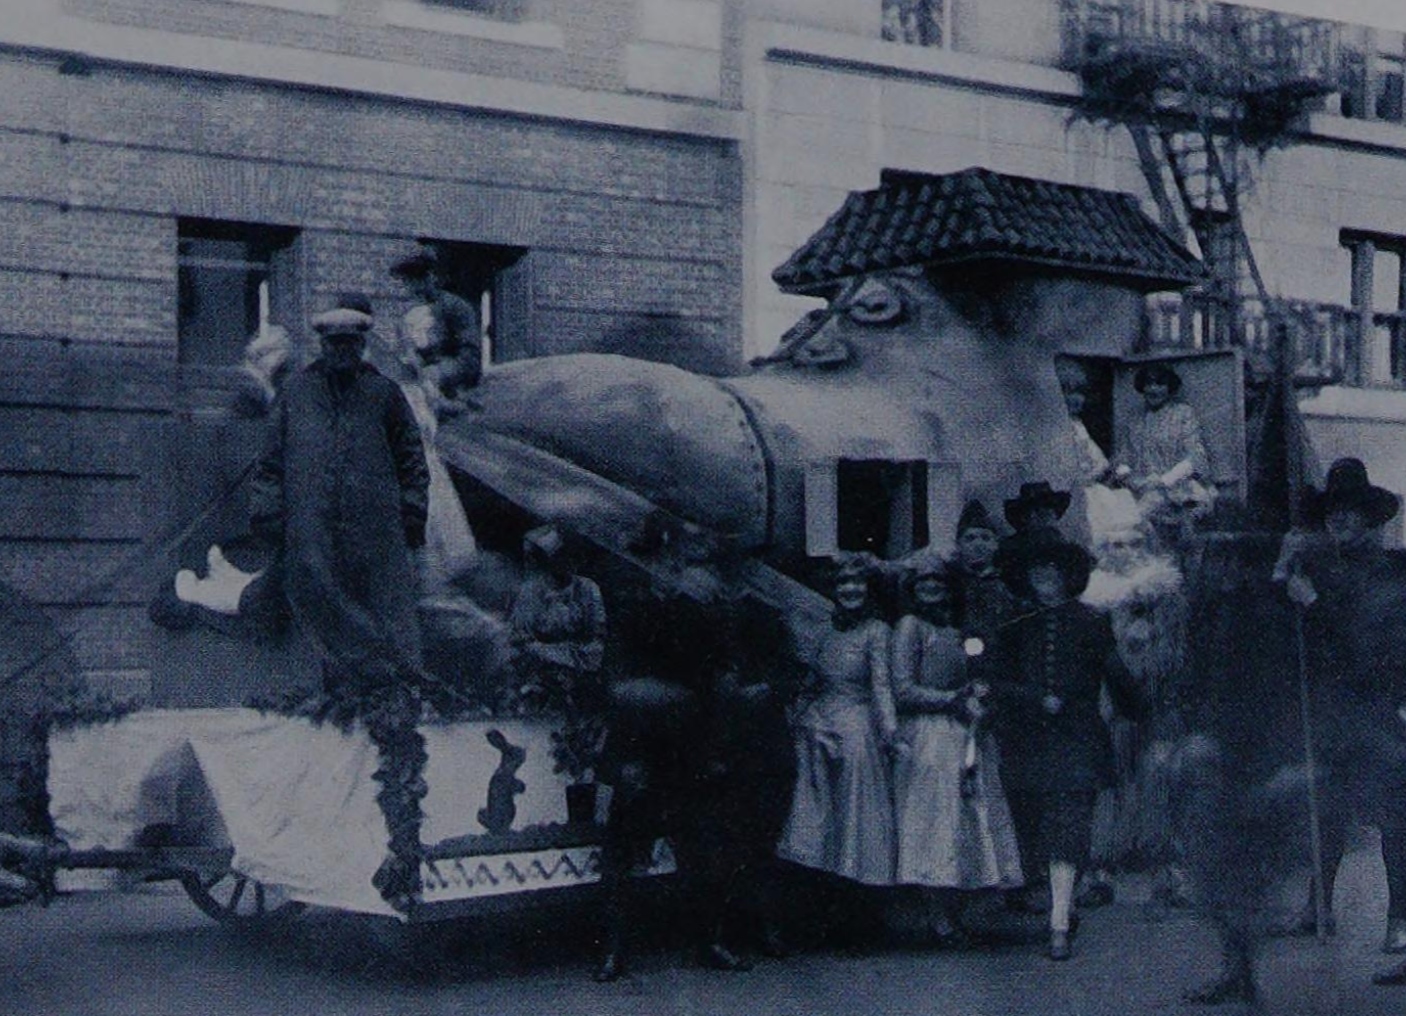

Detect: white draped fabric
[49,709,571,917]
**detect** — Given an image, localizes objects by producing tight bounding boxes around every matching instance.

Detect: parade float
[5,166,1276,932]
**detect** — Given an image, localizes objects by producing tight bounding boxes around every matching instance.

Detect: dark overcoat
[250,360,429,684]
[990,600,1132,796]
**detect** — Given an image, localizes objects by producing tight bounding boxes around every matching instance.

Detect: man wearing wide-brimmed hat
[1003,481,1072,534]
[989,527,1138,962]
[1271,457,1406,967]
[249,294,430,693]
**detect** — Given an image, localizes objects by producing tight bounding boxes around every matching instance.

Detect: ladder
[1131,120,1275,352]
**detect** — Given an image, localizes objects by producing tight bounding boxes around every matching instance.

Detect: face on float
[1141,378,1172,410]
[320,332,367,374]
[835,573,870,612]
[1027,563,1067,606]
[1325,507,1370,546]
[958,528,999,570]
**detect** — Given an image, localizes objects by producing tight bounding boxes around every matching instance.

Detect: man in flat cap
[250,294,430,694]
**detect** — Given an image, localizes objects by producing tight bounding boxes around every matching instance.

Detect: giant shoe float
[34,167,1216,928]
[440,166,1208,649]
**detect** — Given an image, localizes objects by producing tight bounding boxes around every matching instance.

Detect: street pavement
[1,840,1404,1016]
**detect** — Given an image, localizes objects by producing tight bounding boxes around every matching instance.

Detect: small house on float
[441,166,1240,643]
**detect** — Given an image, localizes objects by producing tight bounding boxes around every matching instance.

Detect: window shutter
[804,460,838,557]
[925,461,963,556]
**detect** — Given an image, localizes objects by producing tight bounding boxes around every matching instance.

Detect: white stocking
[1050,861,1077,933]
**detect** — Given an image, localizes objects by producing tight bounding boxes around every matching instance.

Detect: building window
[881,0,950,49]
[1341,230,1406,385]
[177,219,298,367]
[1341,31,1406,124]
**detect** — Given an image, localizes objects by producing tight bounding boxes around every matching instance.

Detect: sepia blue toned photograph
[2,1,1406,1013]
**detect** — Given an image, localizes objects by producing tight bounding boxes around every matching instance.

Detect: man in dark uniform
[593,527,796,981]
[250,298,429,692]
[990,526,1139,961]
[1272,458,1406,964]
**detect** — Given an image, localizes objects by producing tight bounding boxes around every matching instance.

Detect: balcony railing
[1146,293,1406,387]
[881,0,950,49]
[1061,0,1342,101]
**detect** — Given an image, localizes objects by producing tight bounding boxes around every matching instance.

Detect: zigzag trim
[418,841,674,902]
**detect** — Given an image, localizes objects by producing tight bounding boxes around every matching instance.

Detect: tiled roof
[772,167,1203,294]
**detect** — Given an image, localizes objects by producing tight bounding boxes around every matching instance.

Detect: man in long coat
[1273,458,1406,964]
[250,300,430,692]
[990,526,1139,961]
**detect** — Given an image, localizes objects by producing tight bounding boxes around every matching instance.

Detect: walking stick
[1293,601,1329,944]
[1269,311,1329,944]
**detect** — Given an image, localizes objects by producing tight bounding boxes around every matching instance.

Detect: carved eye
[845,279,905,325]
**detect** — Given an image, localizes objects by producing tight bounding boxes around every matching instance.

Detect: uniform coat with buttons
[990,599,1134,796]
[250,359,429,686]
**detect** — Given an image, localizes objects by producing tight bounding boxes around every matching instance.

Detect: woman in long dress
[899,553,1023,944]
[891,552,1023,938]
[777,553,897,886]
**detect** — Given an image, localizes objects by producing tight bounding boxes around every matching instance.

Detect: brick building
[0,0,745,696]
[6,0,1406,697]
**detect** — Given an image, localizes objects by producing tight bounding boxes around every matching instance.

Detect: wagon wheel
[179,868,306,930]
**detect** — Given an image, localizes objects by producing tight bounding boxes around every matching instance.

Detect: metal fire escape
[1062,0,1343,379]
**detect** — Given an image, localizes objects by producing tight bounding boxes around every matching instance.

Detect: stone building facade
[738,0,1406,537]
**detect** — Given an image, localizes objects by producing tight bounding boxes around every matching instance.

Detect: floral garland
[2,683,139,839]
[247,680,437,912]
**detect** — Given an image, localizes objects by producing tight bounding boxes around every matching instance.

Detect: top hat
[1133,362,1183,396]
[1003,481,1072,529]
[1303,457,1400,528]
[997,528,1094,600]
[957,499,1000,537]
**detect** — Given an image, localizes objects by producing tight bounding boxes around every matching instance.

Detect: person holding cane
[1270,457,1406,961]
